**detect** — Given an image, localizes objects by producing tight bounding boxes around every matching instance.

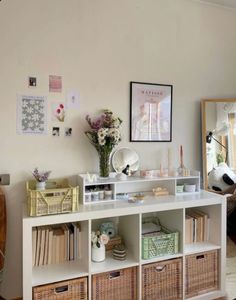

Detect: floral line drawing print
[17,95,47,135]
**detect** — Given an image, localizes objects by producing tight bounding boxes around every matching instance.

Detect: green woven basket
[142,227,179,260]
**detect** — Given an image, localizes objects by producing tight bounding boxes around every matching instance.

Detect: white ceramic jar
[91,244,105,262]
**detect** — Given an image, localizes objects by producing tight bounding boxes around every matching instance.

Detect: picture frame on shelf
[130,81,173,142]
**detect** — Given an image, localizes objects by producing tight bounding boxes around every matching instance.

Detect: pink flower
[100,233,109,245]
[60,104,64,109]
[57,108,61,114]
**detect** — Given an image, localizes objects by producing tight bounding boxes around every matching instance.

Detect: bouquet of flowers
[91,231,109,248]
[32,167,51,182]
[85,109,122,177]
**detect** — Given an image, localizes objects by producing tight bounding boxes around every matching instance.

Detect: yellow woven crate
[27,178,79,217]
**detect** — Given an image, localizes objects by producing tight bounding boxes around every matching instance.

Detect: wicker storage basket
[185,250,218,298]
[105,236,122,251]
[92,267,137,300]
[142,258,183,300]
[33,277,87,300]
[27,178,79,216]
[142,227,179,259]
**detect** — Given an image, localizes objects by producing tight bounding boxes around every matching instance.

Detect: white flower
[98,128,108,139]
[32,114,39,121]
[26,107,33,114]
[98,138,106,146]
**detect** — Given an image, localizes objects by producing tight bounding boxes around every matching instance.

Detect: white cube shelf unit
[23,188,226,300]
[78,170,201,205]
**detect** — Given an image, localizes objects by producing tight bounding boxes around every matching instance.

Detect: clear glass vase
[98,147,112,178]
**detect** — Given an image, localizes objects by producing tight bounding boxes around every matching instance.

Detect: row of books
[32,222,81,267]
[185,209,209,244]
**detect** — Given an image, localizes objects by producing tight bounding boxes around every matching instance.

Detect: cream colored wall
[1,0,236,298]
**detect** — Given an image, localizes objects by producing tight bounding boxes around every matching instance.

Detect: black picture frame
[130,81,173,142]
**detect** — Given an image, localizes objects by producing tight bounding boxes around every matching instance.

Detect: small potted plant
[91,230,109,262]
[32,168,51,190]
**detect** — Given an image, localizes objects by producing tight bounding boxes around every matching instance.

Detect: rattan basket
[33,277,87,300]
[185,250,218,298]
[105,236,122,251]
[92,267,137,300]
[27,178,79,216]
[142,258,183,300]
[142,227,179,259]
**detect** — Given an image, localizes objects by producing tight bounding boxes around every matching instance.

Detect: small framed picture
[65,127,72,137]
[52,127,60,137]
[28,77,37,87]
[130,81,173,142]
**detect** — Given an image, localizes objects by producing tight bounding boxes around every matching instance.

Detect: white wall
[1,0,236,298]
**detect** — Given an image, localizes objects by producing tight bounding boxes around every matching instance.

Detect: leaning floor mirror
[201,99,236,191]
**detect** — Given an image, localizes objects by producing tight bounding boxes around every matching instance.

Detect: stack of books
[32,222,81,267]
[185,209,209,244]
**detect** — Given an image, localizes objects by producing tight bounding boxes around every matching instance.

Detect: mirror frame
[111,147,139,174]
[201,98,236,190]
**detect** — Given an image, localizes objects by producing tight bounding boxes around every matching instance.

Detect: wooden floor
[226,236,236,300]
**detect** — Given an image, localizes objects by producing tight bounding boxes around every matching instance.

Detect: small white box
[184,184,196,192]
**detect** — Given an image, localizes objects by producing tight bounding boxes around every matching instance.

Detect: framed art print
[17,95,47,135]
[130,81,173,142]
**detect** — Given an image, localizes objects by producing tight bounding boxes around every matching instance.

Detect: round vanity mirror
[112,147,139,175]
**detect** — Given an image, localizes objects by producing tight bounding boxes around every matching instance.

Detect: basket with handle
[33,277,87,300]
[142,258,182,300]
[27,178,79,216]
[185,250,218,298]
[142,226,179,259]
[92,267,137,300]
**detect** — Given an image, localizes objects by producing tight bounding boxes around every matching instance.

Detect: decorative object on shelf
[104,189,113,200]
[115,172,128,180]
[152,187,169,196]
[177,145,184,176]
[112,244,127,260]
[32,168,51,190]
[26,178,79,216]
[177,145,190,176]
[100,221,116,238]
[85,109,122,178]
[105,235,122,251]
[140,169,159,178]
[168,148,172,176]
[91,231,109,262]
[122,164,131,176]
[128,193,145,203]
[184,184,196,193]
[112,147,139,176]
[142,226,179,259]
[86,172,98,183]
[176,185,184,193]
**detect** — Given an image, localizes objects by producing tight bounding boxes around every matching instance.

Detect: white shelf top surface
[184,242,221,255]
[141,253,183,265]
[79,172,200,186]
[32,259,88,286]
[91,251,138,275]
[23,190,225,226]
